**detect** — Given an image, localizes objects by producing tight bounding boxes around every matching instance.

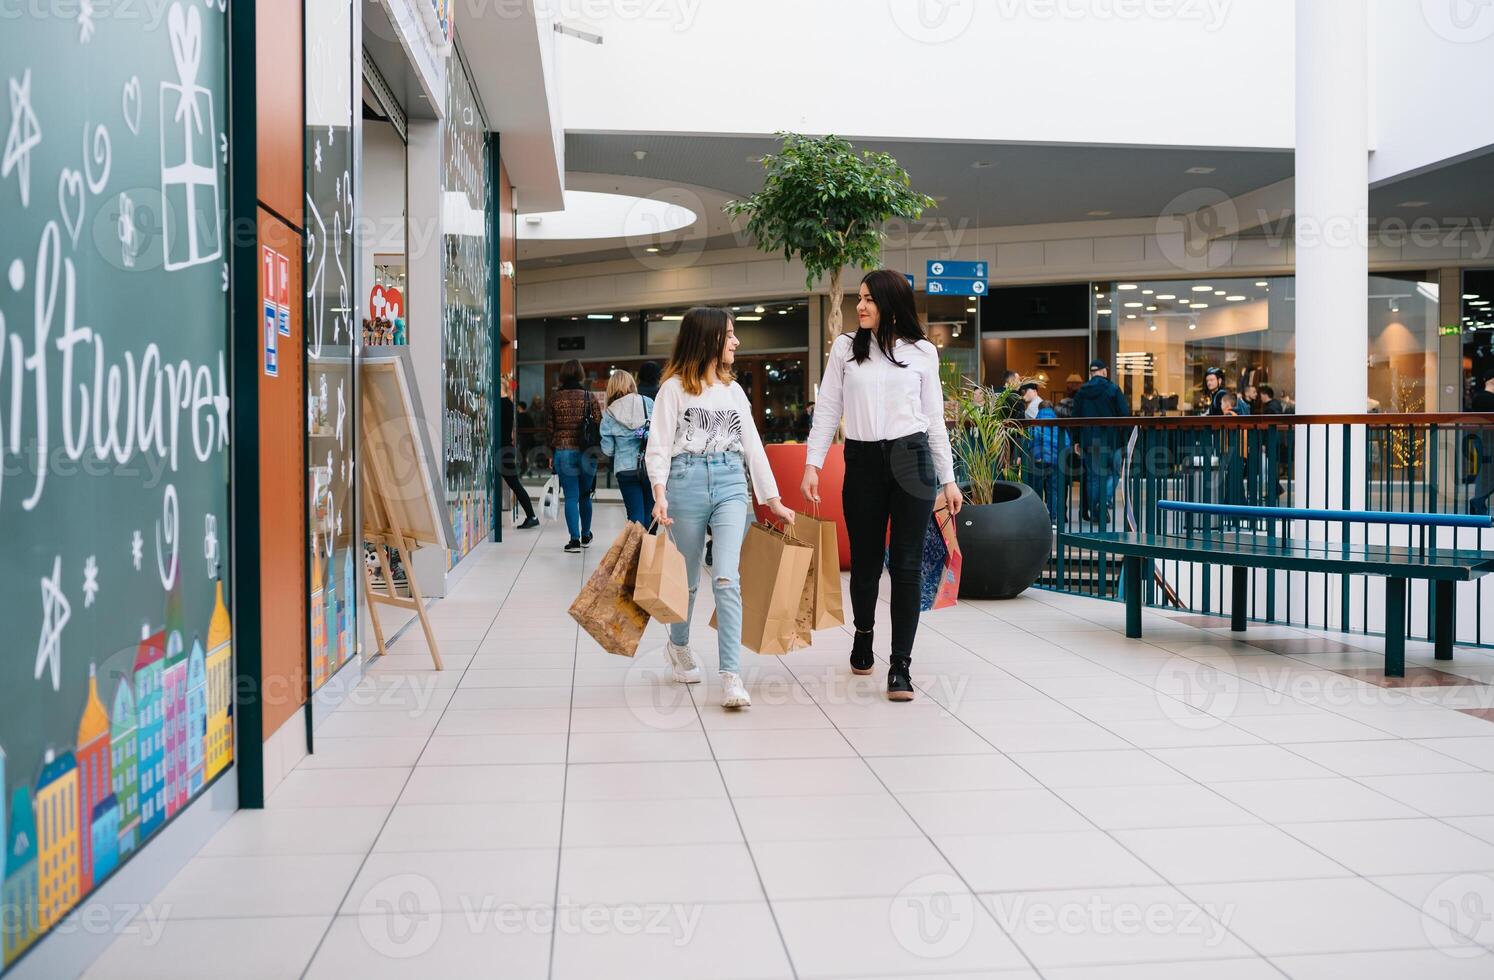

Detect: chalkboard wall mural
[306,0,358,689]
[0,2,231,971]
[442,54,492,560]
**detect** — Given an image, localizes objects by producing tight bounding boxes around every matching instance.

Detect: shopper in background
[1203,367,1228,415]
[1002,369,1021,389]
[548,359,600,553]
[802,269,962,703]
[601,369,655,526]
[1259,384,1285,415]
[636,360,662,401]
[648,307,796,709]
[499,378,539,529]
[1072,358,1131,527]
[1020,381,1067,520]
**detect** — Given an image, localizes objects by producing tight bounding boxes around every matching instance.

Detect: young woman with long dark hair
[646,307,796,709]
[801,269,962,701]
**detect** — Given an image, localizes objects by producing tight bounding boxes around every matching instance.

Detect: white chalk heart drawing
[58,169,85,245]
[121,76,142,135]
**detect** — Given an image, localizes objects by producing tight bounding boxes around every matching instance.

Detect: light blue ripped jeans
[665,452,750,675]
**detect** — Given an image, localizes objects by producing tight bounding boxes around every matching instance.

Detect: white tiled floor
[86,505,1494,978]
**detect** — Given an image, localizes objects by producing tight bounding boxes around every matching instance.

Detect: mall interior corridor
[81,505,1494,980]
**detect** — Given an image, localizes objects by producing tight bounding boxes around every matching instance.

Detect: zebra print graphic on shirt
[677,407,745,456]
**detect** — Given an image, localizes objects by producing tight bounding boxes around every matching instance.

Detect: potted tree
[949,380,1054,598]
[725,133,936,333]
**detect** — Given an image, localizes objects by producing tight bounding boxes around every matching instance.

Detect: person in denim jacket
[600,370,655,525]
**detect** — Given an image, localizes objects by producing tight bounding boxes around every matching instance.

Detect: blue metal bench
[1059,502,1494,677]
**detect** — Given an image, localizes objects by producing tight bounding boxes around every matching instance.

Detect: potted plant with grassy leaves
[949,379,1055,599]
[724,132,936,333]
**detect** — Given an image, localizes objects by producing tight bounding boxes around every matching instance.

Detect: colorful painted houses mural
[110,676,139,858]
[134,627,166,839]
[75,667,111,895]
[204,582,233,783]
[1,582,233,972]
[36,750,79,934]
[3,786,38,967]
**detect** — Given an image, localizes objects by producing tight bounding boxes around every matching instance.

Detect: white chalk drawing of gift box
[158,3,222,272]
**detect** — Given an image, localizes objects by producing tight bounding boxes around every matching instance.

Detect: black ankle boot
[887,655,914,702]
[850,629,874,675]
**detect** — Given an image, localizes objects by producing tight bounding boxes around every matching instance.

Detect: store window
[1459,269,1494,409]
[1093,275,1295,416]
[979,283,1091,398]
[305,0,358,690]
[1,5,232,971]
[442,53,493,559]
[362,90,408,348]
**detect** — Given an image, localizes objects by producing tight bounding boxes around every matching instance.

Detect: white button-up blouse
[805,333,957,486]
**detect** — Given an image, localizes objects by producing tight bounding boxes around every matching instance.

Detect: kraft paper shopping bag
[715,522,813,655]
[787,510,846,643]
[568,521,650,656]
[634,526,689,624]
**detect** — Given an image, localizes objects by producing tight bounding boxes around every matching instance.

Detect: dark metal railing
[1014,413,1494,648]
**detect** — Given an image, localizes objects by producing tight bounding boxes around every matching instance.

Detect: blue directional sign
[927,259,988,280]
[927,277,988,296]
[904,273,916,290]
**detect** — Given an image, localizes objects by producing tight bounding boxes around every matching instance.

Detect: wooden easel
[361,416,444,670]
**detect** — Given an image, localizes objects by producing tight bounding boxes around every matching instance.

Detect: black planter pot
[955,481,1053,599]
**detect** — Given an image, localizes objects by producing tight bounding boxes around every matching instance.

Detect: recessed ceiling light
[1464,294,1479,300]
[1118,284,1138,290]
[1190,302,1210,309]
[966,306,977,313]
[645,247,660,253]
[1148,323,1158,332]
[1472,300,1491,307]
[1214,290,1227,296]
[1145,305,1157,311]
[1186,166,1216,174]
[1087,210,1112,217]
[1188,321,1198,330]
[736,315,763,321]
[1226,295,1246,301]
[1255,281,1269,287]
[1192,285,1214,292]
[1097,308,1113,315]
[661,315,683,321]
[1156,294,1176,300]
[620,315,630,323]
[1126,314,1137,319]
[778,309,789,315]
[1397,200,1430,207]
[754,306,766,313]
[1124,302,1143,308]
[1142,289,1154,295]
[587,314,613,320]
[731,306,742,311]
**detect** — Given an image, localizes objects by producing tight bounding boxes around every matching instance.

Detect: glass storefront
[1,6,233,971]
[305,0,359,690]
[1460,269,1494,409]
[442,54,493,559]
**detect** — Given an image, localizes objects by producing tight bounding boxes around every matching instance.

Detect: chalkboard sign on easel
[0,4,232,969]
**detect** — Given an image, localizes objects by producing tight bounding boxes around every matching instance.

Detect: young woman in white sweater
[647,307,795,708]
[801,269,962,701]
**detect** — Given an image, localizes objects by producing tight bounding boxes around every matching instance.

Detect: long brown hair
[852,269,926,367]
[662,307,734,396]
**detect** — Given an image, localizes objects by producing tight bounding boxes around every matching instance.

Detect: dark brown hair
[558,358,584,389]
[662,307,735,396]
[852,269,926,367]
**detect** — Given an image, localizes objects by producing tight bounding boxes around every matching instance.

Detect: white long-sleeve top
[645,377,780,503]
[805,333,957,486]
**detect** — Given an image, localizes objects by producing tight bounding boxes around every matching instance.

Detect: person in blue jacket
[1071,359,1132,526]
[600,369,655,525]
[1019,381,1069,521]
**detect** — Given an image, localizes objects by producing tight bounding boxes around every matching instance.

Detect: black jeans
[842,433,939,663]
[499,446,536,520]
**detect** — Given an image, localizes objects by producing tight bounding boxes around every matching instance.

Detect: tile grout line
[295,526,544,979]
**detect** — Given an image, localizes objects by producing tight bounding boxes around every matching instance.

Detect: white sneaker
[663,641,702,684]
[720,671,751,709]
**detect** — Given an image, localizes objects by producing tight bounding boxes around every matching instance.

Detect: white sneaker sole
[721,695,751,709]
[671,668,702,684]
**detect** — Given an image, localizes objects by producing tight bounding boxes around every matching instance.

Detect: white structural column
[1294,0,1368,510]
[1289,0,1369,633]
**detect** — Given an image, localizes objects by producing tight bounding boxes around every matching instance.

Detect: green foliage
[949,379,1030,506]
[724,133,936,291]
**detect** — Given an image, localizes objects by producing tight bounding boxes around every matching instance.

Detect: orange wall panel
[256,0,303,224]
[257,210,308,738]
